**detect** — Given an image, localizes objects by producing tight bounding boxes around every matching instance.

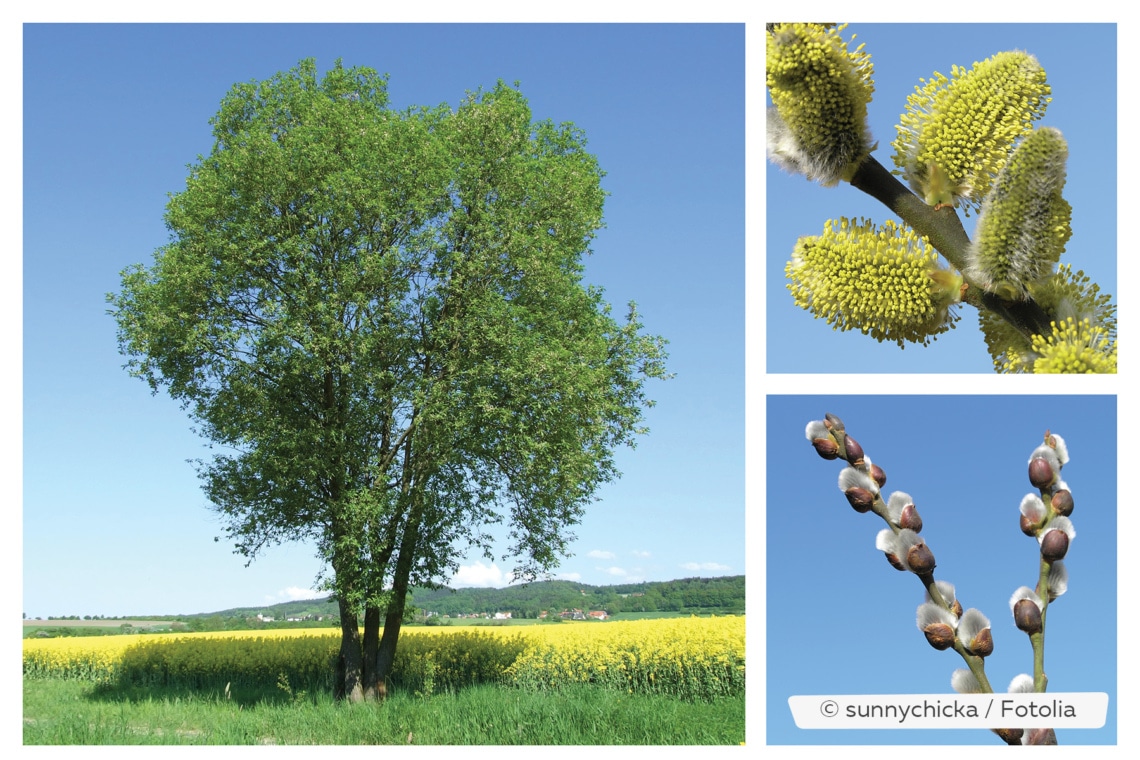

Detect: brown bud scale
[845,487,875,513]
[811,438,839,460]
[1014,598,1043,634]
[906,542,936,574]
[1029,457,1055,490]
[922,623,956,650]
[1024,728,1058,745]
[1051,489,1074,517]
[1040,530,1069,562]
[995,728,1025,745]
[968,627,994,657]
[899,504,923,533]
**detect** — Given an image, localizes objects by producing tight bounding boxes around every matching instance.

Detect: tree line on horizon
[192,574,745,623]
[25,576,743,639]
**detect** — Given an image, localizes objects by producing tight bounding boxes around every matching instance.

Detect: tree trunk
[375,607,404,692]
[372,495,423,693]
[373,545,418,689]
[361,605,384,700]
[336,596,365,702]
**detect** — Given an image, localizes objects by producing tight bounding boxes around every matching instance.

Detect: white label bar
[788,692,1108,729]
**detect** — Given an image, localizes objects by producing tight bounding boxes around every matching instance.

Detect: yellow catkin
[766,23,874,185]
[892,51,1050,213]
[1026,318,1117,374]
[786,217,961,347]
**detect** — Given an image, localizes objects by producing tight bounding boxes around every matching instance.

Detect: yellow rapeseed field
[23,616,744,701]
[506,616,745,699]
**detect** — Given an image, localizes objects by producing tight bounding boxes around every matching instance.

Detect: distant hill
[192,575,745,621]
[192,596,340,621]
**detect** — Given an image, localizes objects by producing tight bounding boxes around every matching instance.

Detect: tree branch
[849,155,1053,340]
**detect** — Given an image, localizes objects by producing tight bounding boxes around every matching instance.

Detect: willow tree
[109,59,669,701]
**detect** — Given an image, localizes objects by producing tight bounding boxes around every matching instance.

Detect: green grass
[24,678,744,745]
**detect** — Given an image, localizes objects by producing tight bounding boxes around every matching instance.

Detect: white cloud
[555,572,582,582]
[451,561,511,588]
[602,566,645,583]
[268,586,326,603]
[587,549,616,560]
[680,562,732,573]
[631,550,651,558]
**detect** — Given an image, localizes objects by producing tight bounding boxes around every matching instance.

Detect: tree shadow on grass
[86,680,317,708]
[84,677,492,709]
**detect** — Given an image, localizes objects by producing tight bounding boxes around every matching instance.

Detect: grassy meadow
[23,616,745,745]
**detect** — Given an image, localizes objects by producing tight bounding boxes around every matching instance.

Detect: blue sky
[766,395,1117,745]
[766,24,1118,373]
[20,23,744,617]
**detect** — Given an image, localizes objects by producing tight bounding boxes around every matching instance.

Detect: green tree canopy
[109,59,669,701]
